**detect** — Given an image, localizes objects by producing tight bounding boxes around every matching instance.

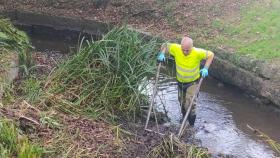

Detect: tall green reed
[45,27,159,119]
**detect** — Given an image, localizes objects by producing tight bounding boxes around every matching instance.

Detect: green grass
[21,77,43,103]
[211,0,280,59]
[0,118,43,158]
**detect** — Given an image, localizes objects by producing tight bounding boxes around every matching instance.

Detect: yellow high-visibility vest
[168,43,208,83]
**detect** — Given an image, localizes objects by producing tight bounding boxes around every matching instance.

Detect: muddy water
[153,64,280,158]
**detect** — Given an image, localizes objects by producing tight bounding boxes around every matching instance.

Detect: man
[157,37,214,126]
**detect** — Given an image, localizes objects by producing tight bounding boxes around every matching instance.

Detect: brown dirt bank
[0,26,208,156]
[0,47,197,157]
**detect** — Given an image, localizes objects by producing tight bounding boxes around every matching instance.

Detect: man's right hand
[157,52,165,62]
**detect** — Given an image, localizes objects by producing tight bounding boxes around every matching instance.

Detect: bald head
[181,37,193,55]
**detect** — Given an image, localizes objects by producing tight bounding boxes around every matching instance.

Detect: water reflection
[149,68,279,157]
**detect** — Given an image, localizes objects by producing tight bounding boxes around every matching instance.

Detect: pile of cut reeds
[44,27,159,119]
[148,134,209,158]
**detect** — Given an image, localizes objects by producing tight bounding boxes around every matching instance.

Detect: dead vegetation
[148,134,209,158]
[248,125,280,156]
[1,100,120,157]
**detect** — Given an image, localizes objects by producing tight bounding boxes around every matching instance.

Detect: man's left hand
[200,68,208,78]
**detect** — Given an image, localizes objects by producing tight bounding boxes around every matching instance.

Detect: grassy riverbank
[2,0,279,60]
[0,18,42,158]
[197,0,280,59]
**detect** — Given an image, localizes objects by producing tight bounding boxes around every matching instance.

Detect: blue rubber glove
[157,52,165,62]
[200,67,208,78]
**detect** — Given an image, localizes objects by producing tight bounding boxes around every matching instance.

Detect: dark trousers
[178,80,198,126]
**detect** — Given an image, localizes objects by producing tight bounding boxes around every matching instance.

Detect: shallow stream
[152,63,280,158]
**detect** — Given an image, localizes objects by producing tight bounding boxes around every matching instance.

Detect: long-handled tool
[177,78,204,138]
[144,62,164,135]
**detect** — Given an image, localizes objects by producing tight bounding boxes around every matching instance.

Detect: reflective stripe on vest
[176,65,200,83]
[176,71,200,79]
[176,64,199,73]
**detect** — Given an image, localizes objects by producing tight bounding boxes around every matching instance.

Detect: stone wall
[0,10,112,36]
[211,49,280,108]
[0,52,19,100]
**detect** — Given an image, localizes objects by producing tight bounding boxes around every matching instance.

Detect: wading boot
[188,114,196,127]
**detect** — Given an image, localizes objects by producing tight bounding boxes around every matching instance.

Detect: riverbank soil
[1,0,248,40]
[1,1,279,58]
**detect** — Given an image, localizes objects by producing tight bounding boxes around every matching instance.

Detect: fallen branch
[19,115,41,126]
